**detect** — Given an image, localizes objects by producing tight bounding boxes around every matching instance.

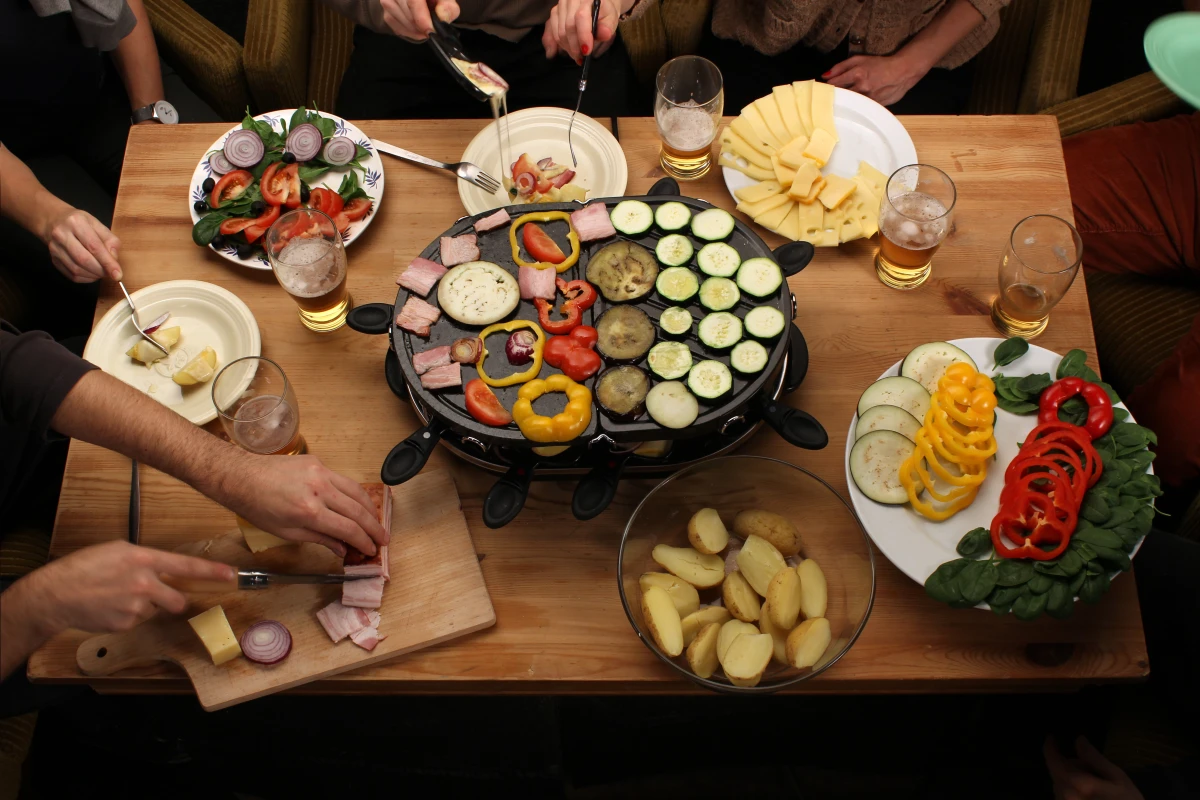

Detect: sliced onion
[537,157,554,170]
[550,169,575,189]
[240,620,292,665]
[208,151,234,175]
[476,62,509,92]
[143,313,170,334]
[515,172,536,194]
[322,136,357,166]
[506,330,538,365]
[286,123,323,162]
[450,337,483,364]
[224,129,265,168]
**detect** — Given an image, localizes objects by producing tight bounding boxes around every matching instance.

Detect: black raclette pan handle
[572,450,631,521]
[482,458,536,529]
[758,397,828,450]
[347,303,394,335]
[646,177,680,197]
[381,419,445,485]
[773,241,815,278]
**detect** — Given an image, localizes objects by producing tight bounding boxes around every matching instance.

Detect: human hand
[219,454,389,557]
[1044,736,1145,800]
[543,0,622,63]
[824,53,929,108]
[42,205,122,282]
[379,0,460,42]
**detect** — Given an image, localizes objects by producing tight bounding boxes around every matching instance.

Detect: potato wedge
[639,572,700,617]
[686,621,721,679]
[766,567,802,629]
[736,535,788,597]
[723,633,774,687]
[733,509,803,556]
[721,571,762,623]
[681,605,732,646]
[641,586,684,657]
[716,619,760,664]
[757,602,790,664]
[785,617,831,669]
[687,508,730,555]
[652,544,725,589]
[797,558,828,619]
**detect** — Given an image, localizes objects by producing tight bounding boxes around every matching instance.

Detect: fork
[370,139,503,195]
[118,280,168,357]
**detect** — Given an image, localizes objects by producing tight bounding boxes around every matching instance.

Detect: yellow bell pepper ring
[477,320,546,388]
[510,211,582,273]
[512,374,593,443]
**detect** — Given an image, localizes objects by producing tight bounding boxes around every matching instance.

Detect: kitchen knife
[163,571,374,593]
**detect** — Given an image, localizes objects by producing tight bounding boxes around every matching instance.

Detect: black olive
[300,184,310,203]
[282,152,296,164]
[202,177,215,192]
[250,200,266,216]
[211,234,226,249]
[193,200,208,213]
[236,243,255,259]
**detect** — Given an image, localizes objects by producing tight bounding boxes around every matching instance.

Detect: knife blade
[163,571,375,593]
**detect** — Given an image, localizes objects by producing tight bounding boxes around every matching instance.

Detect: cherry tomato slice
[210,169,254,208]
[342,197,372,222]
[260,163,289,206]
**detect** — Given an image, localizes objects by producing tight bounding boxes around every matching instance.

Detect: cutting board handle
[76,619,181,676]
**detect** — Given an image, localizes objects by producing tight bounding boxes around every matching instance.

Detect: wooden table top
[29,115,1148,694]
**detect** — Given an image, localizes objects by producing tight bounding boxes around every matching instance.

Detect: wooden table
[29,116,1148,694]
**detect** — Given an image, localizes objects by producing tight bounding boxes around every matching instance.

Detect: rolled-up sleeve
[0,325,96,439]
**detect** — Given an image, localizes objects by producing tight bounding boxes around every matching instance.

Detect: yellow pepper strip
[930,398,993,445]
[509,211,582,273]
[899,453,979,521]
[914,457,979,502]
[915,429,987,486]
[477,320,546,388]
[512,374,592,442]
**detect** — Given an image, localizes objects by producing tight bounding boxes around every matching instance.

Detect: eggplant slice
[596,305,655,362]
[586,241,659,302]
[596,366,651,419]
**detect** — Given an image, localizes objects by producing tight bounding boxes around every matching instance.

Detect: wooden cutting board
[75,470,494,710]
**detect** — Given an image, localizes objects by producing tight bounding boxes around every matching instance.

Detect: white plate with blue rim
[188,109,385,270]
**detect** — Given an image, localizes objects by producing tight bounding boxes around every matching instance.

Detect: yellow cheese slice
[785,160,822,200]
[811,81,838,141]
[819,229,841,247]
[818,174,857,210]
[847,185,880,238]
[740,105,784,149]
[754,96,792,147]
[792,80,814,136]
[237,515,292,554]
[735,180,783,204]
[802,128,837,168]
[754,199,795,232]
[770,153,796,189]
[796,175,825,205]
[188,605,242,666]
[729,116,775,156]
[736,192,790,218]
[796,197,824,237]
[772,84,806,140]
[776,136,811,170]
[856,161,889,198]
[853,175,881,204]
[839,214,864,243]
[720,129,773,170]
[770,201,802,241]
[719,152,775,182]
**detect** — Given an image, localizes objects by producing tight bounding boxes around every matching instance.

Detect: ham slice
[350,625,386,651]
[395,296,441,337]
[343,483,393,580]
[412,345,452,375]
[570,203,615,241]
[396,257,447,296]
[316,601,372,643]
[342,576,386,609]
[518,265,556,300]
[419,362,461,391]
[440,234,480,267]
[474,209,511,233]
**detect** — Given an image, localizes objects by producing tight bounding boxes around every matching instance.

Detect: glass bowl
[618,456,876,692]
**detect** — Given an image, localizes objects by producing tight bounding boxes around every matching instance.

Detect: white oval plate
[189,110,385,270]
[84,281,262,426]
[458,106,627,216]
[722,87,917,207]
[843,337,1148,606]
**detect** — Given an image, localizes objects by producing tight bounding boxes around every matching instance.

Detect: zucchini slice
[687,359,733,401]
[849,430,915,504]
[735,257,783,298]
[658,306,693,336]
[697,241,741,277]
[646,381,698,429]
[699,277,740,311]
[900,341,978,394]
[655,234,694,267]
[647,341,693,380]
[697,312,742,350]
[730,340,769,374]
[854,404,921,443]
[610,200,654,235]
[855,376,931,421]
[655,266,699,303]
[743,306,786,340]
[690,208,736,241]
[654,201,692,232]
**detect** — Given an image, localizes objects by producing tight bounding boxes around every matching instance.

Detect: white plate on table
[84,281,261,426]
[722,87,917,204]
[189,110,385,270]
[458,106,627,216]
[843,337,1147,607]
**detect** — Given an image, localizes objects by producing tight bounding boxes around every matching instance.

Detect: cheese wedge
[754,200,795,231]
[776,136,811,170]
[770,154,797,189]
[729,116,775,156]
[818,174,857,210]
[856,161,889,198]
[740,105,784,149]
[719,152,774,181]
[754,96,792,147]
[811,81,838,141]
[793,80,814,136]
[802,128,837,168]
[786,160,822,200]
[795,175,825,205]
[735,180,783,204]
[720,129,773,170]
[773,201,802,240]
[188,605,242,666]
[736,193,790,218]
[796,197,824,237]
[772,84,806,140]
[237,515,292,553]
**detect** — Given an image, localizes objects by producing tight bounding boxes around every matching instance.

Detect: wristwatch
[131,100,179,125]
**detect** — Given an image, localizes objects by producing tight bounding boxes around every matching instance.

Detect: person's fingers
[542,19,559,59]
[433,0,459,23]
[1075,737,1126,783]
[145,549,238,582]
[826,69,863,90]
[77,217,123,280]
[142,576,191,615]
[1044,737,1072,781]
[322,492,384,554]
[48,245,82,281]
[274,527,348,557]
[310,506,378,556]
[60,235,105,281]
[574,4,593,57]
[407,0,433,37]
[327,473,389,543]
[824,56,865,79]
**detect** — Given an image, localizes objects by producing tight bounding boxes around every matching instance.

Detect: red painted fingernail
[822,71,832,77]
[582,43,590,55]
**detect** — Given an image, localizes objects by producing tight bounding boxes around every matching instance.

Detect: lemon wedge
[126,326,182,364]
[172,346,218,386]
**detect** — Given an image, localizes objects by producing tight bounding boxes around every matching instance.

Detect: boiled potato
[721,571,761,623]
[652,544,724,589]
[716,619,760,664]
[757,602,790,664]
[766,567,802,629]
[687,508,730,555]
[722,633,774,687]
[797,558,828,619]
[641,586,684,657]
[639,572,700,617]
[681,605,732,646]
[733,509,803,556]
[785,617,831,669]
[736,535,788,597]
[685,622,721,679]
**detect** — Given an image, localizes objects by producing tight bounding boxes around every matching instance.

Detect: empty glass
[212,356,306,455]
[990,215,1083,338]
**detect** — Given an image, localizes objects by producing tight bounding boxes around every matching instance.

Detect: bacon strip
[396,257,447,296]
[315,601,371,643]
[474,208,511,233]
[395,296,441,337]
[439,234,480,267]
[570,203,615,241]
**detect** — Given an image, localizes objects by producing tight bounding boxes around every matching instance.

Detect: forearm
[0,577,56,682]
[0,145,72,242]
[897,0,986,71]
[110,0,165,110]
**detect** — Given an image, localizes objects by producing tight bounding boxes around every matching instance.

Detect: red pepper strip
[1037,377,1114,439]
[557,278,597,310]
[992,478,1076,558]
[1000,463,1077,543]
[1026,423,1103,487]
[1006,444,1086,500]
[534,298,580,334]
[991,506,1072,560]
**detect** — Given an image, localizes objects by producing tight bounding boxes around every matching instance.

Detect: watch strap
[131,103,160,124]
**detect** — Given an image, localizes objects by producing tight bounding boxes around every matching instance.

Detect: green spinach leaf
[954,559,998,604]
[925,559,972,603]
[995,559,1035,587]
[1079,572,1111,605]
[956,527,991,557]
[1046,579,1075,619]
[1013,590,1049,621]
[994,337,1029,367]
[191,212,229,246]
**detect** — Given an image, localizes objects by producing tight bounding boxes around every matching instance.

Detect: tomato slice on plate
[210,169,254,208]
[522,223,566,264]
[309,187,343,217]
[242,203,281,243]
[342,197,372,222]
[464,379,512,427]
[333,212,350,235]
[282,163,302,209]
[218,217,256,236]
[260,163,289,206]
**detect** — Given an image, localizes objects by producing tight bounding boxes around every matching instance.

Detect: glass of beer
[876,164,956,290]
[265,208,350,333]
[655,56,723,180]
[990,214,1083,338]
[211,356,306,455]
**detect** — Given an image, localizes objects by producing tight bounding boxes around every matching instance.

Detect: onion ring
[322,136,357,166]
[223,129,265,168]
[286,123,323,162]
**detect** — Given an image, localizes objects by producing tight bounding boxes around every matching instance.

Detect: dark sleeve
[0,324,97,438]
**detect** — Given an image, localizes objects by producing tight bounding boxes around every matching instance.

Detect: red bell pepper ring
[1038,377,1114,439]
[1025,422,1103,487]
[999,469,1076,537]
[1006,450,1087,501]
[534,278,598,335]
[544,325,602,381]
[991,500,1073,560]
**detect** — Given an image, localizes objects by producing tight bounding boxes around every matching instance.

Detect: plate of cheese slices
[720,82,916,247]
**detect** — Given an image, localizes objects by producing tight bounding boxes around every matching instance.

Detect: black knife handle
[759,398,828,450]
[380,421,444,485]
[347,303,393,335]
[482,461,536,529]
[128,459,140,545]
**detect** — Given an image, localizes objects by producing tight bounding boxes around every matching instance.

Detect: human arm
[109,0,166,117]
[1044,736,1144,800]
[0,144,123,282]
[543,0,644,62]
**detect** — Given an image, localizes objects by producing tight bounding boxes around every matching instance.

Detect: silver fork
[370,139,502,195]
[119,280,168,357]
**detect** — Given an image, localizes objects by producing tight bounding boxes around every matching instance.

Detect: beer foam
[275,238,346,298]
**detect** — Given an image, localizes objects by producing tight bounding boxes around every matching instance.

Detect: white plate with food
[188,108,385,270]
[458,106,627,216]
[844,337,1155,618]
[84,281,261,426]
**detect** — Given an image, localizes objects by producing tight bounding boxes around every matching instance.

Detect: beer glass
[212,356,306,455]
[655,56,723,180]
[990,214,1083,338]
[876,164,956,290]
[265,208,350,332]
